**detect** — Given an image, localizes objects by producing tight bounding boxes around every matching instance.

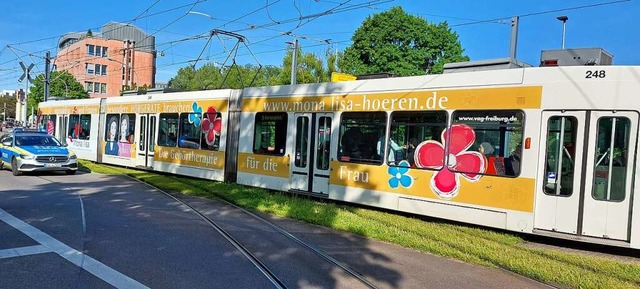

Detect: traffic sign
[18,62,34,83]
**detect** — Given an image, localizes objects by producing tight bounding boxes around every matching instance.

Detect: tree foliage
[168,63,283,90]
[169,45,338,90]
[0,95,17,119]
[29,71,88,112]
[279,47,329,84]
[339,6,469,76]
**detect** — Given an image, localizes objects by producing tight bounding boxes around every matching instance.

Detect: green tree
[28,71,89,112]
[280,46,328,84]
[339,6,469,76]
[168,63,282,90]
[0,94,17,120]
[324,48,342,81]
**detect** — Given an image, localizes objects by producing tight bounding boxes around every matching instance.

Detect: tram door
[290,113,333,195]
[535,111,637,241]
[581,111,637,240]
[57,115,69,146]
[535,111,587,235]
[136,114,156,168]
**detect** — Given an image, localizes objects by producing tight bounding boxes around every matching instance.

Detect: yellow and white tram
[38,65,640,249]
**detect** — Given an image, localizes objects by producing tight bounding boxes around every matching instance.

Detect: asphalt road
[0,169,552,289]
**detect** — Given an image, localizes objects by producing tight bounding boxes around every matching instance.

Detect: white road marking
[0,208,149,289]
[0,245,51,259]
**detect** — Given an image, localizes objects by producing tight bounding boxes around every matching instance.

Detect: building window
[93,83,100,93]
[86,63,94,75]
[85,82,93,92]
[101,65,107,76]
[95,64,101,75]
[87,45,95,56]
[100,83,107,94]
[102,47,108,57]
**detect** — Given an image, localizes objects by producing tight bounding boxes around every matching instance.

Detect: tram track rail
[134,175,380,289]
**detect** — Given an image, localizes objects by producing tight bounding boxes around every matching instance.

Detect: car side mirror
[2,141,12,146]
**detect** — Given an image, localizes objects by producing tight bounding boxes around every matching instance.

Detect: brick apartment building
[55,22,156,98]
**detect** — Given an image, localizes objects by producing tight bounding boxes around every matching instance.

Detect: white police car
[0,129,78,176]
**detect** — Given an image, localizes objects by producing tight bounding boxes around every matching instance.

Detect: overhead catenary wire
[0,0,634,91]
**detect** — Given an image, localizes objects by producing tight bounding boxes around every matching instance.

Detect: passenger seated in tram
[479,142,503,175]
[340,127,363,160]
[505,145,522,176]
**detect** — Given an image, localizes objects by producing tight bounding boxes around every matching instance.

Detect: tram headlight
[69,154,77,160]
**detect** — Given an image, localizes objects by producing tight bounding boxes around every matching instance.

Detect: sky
[1,0,638,92]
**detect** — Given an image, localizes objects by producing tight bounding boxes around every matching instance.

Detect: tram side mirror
[2,141,12,146]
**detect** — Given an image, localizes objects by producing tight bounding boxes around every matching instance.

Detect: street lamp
[557,16,568,49]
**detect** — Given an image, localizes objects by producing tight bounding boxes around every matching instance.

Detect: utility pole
[509,16,519,62]
[44,51,50,102]
[3,103,6,122]
[290,39,298,85]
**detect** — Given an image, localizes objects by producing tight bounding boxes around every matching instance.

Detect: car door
[0,135,14,165]
[0,135,7,164]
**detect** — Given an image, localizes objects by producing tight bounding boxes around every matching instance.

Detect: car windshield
[15,135,62,147]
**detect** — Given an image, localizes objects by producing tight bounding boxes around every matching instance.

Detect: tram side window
[67,114,79,139]
[40,115,56,135]
[389,111,447,168]
[592,117,630,202]
[543,116,577,196]
[253,112,287,156]
[338,112,386,165]
[294,117,309,168]
[316,116,332,170]
[105,114,120,155]
[200,112,221,151]
[452,110,524,177]
[178,113,201,149]
[158,113,179,147]
[119,114,135,144]
[68,114,91,140]
[79,114,91,140]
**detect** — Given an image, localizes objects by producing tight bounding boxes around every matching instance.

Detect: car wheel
[0,161,4,170]
[11,158,21,176]
[65,170,77,175]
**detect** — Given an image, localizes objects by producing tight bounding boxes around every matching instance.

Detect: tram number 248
[585,70,606,79]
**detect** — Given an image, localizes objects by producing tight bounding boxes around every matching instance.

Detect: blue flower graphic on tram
[189,102,203,126]
[388,160,413,189]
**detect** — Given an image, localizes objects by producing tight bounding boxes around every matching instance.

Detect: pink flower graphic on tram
[414,124,485,199]
[201,107,222,145]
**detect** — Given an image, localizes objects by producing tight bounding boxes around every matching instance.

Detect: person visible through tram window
[406,138,418,167]
[479,142,497,174]
[377,131,406,165]
[505,145,522,176]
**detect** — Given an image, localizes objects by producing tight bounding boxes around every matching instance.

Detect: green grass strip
[79,161,640,289]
